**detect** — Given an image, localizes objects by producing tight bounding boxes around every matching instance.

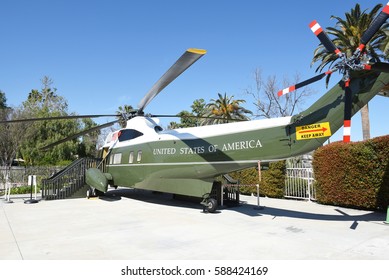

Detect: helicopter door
[102,147,110,159]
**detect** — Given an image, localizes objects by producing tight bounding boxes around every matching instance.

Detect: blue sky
[1,0,388,141]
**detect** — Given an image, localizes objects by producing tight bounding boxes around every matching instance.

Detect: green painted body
[89,72,389,198]
[86,168,108,192]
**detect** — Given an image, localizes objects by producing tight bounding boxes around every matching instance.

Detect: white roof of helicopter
[163,116,292,139]
[103,115,292,149]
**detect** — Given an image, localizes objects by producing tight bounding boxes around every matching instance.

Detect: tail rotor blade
[309,20,343,56]
[278,69,335,97]
[357,2,389,53]
[343,79,352,143]
[363,62,389,73]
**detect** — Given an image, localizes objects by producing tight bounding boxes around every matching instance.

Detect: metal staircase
[42,158,101,200]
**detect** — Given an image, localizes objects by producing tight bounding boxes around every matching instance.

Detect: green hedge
[0,185,41,195]
[228,161,286,198]
[261,161,286,198]
[313,135,389,210]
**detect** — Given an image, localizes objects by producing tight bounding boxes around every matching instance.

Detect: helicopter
[3,3,389,212]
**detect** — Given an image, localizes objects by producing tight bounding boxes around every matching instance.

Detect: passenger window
[129,151,134,163]
[137,150,142,162]
[113,153,122,164]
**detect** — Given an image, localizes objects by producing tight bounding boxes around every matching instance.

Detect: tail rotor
[278,2,389,142]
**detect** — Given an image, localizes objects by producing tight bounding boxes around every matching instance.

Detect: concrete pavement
[1,188,389,260]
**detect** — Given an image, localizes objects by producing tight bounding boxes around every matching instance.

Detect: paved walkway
[1,189,389,260]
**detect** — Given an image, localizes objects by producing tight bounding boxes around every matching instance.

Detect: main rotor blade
[278,68,335,97]
[41,119,118,150]
[149,114,247,122]
[137,48,206,112]
[343,79,352,143]
[309,20,342,57]
[357,2,389,53]
[0,114,119,124]
[363,62,389,73]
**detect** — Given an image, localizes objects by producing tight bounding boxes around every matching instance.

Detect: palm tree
[311,3,389,140]
[203,93,252,125]
[116,104,134,128]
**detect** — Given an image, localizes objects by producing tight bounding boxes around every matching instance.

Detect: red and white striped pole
[343,79,352,143]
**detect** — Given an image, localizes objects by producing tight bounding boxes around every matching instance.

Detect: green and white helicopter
[4,3,389,212]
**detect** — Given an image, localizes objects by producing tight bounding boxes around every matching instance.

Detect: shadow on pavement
[99,188,386,226]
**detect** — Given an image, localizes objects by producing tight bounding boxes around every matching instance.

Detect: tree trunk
[360,103,370,140]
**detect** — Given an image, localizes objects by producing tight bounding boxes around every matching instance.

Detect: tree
[311,3,388,140]
[18,77,99,165]
[0,91,13,166]
[168,98,207,129]
[77,118,100,158]
[116,104,134,128]
[245,69,315,119]
[0,107,29,188]
[0,91,8,109]
[203,93,252,125]
[0,107,28,167]
[0,92,25,168]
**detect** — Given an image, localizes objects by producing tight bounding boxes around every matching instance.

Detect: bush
[10,185,41,195]
[228,161,286,198]
[228,167,258,195]
[261,161,286,198]
[313,135,389,210]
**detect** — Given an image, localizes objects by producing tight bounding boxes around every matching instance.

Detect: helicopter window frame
[118,129,144,142]
[137,150,142,162]
[129,151,134,164]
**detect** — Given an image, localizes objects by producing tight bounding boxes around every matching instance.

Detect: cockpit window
[118,129,144,142]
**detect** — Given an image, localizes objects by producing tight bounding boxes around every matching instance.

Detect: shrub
[261,161,286,198]
[228,167,258,195]
[10,185,41,195]
[228,161,286,198]
[313,135,389,210]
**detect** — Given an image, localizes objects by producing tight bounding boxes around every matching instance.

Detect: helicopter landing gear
[201,197,218,213]
[86,187,104,199]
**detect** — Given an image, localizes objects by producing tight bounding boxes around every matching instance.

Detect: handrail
[42,158,101,200]
[45,158,85,180]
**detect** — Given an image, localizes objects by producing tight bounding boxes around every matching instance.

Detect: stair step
[41,158,102,200]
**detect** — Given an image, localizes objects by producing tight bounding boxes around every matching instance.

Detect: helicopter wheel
[87,187,104,199]
[205,198,218,213]
[86,187,92,199]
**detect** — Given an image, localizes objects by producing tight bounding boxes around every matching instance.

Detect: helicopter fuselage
[87,72,389,200]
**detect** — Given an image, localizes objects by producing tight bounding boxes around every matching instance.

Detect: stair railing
[42,158,100,200]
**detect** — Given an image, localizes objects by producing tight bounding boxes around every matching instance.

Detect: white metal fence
[284,162,316,201]
[0,166,60,189]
